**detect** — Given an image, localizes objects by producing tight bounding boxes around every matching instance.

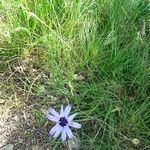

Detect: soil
[0,63,67,150]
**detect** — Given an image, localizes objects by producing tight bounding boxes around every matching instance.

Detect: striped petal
[48,108,60,118]
[47,114,59,122]
[60,105,64,116]
[68,113,78,122]
[65,126,73,139]
[64,104,72,116]
[53,125,63,138]
[69,121,81,129]
[49,123,59,136]
[61,128,67,142]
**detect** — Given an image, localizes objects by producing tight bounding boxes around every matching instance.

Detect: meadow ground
[0,0,150,150]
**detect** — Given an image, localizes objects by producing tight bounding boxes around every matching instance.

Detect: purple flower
[47,104,81,142]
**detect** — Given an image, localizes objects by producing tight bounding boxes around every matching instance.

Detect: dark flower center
[59,117,68,127]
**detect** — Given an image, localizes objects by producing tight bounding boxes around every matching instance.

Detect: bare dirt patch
[0,61,67,150]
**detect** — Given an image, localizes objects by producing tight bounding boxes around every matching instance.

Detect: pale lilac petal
[61,128,67,142]
[69,121,81,129]
[64,104,71,116]
[53,125,63,138]
[48,108,60,118]
[67,113,78,122]
[60,105,64,116]
[49,123,59,136]
[47,114,59,122]
[65,126,73,139]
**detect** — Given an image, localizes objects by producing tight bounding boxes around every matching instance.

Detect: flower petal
[60,105,64,116]
[47,114,59,122]
[69,122,81,129]
[64,104,71,116]
[49,123,59,136]
[61,128,67,142]
[53,125,63,138]
[65,126,73,139]
[68,113,78,122]
[48,108,60,118]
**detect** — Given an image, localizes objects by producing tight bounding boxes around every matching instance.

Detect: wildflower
[47,104,81,142]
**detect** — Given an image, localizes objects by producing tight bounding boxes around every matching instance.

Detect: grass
[0,0,150,149]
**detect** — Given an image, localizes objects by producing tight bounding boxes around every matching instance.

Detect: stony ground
[0,61,69,150]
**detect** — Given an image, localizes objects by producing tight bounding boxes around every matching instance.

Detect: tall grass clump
[0,0,150,149]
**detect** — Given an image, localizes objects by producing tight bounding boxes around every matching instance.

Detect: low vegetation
[0,0,150,149]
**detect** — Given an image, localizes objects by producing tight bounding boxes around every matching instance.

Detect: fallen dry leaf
[73,74,84,81]
[68,81,75,95]
[32,145,43,150]
[112,106,121,114]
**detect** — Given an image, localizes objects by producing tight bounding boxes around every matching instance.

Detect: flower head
[47,104,81,142]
